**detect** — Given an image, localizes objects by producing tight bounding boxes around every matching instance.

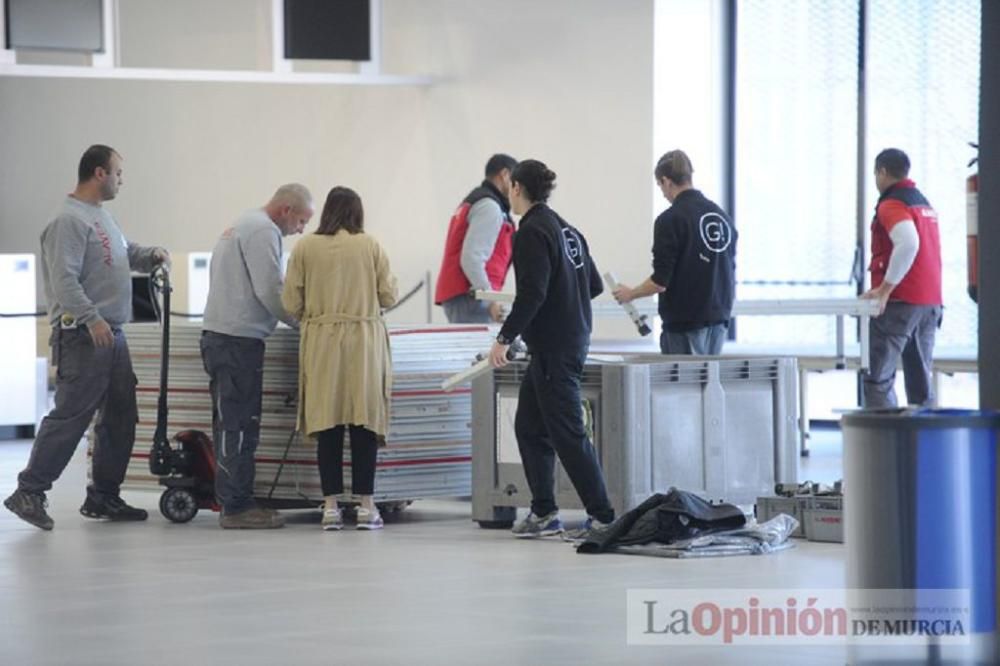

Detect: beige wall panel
[0,0,654,329]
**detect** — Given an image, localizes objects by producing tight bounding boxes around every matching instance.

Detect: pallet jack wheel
[160,487,199,523]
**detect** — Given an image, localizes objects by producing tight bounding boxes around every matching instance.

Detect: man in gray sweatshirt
[5,144,169,531]
[201,184,314,529]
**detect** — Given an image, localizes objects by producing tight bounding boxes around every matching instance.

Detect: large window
[734,0,860,349]
[732,0,980,354]
[866,0,981,353]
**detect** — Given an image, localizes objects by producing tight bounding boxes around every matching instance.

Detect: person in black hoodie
[613,150,737,355]
[488,159,614,538]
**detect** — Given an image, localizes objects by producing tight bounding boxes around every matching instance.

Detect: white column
[653,0,727,210]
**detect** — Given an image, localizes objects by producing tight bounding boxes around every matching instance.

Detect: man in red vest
[435,154,517,323]
[862,148,943,408]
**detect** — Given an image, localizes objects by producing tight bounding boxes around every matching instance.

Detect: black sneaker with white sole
[4,489,54,531]
[80,495,148,522]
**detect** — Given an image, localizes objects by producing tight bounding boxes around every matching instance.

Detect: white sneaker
[356,507,383,530]
[511,511,564,538]
[321,506,344,531]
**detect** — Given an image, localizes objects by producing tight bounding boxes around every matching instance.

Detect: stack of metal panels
[108,322,493,505]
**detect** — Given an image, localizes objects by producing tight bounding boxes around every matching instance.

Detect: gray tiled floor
[0,436,849,666]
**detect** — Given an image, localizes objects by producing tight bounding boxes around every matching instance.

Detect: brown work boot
[219,506,285,529]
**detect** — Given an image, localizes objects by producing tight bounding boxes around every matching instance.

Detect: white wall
[0,0,653,335]
[653,0,728,213]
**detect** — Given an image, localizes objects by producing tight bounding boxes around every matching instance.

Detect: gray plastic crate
[472,355,799,526]
[803,496,844,543]
[756,496,806,538]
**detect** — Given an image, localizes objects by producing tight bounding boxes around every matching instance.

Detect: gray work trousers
[863,302,942,409]
[660,322,728,356]
[441,293,492,323]
[18,327,138,501]
[200,331,265,515]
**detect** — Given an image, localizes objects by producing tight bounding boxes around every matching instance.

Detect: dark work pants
[317,426,378,496]
[18,327,138,501]
[660,323,728,355]
[200,331,264,515]
[863,302,942,408]
[514,348,614,524]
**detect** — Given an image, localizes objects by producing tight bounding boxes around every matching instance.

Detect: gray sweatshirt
[40,196,160,328]
[202,209,297,339]
[460,198,506,292]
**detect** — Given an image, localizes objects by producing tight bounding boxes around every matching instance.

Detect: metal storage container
[472,355,799,526]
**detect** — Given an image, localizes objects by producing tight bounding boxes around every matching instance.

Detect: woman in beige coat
[281,186,398,530]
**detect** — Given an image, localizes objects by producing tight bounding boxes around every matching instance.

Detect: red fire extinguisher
[967,142,979,303]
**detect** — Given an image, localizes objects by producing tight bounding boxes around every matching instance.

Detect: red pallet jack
[146,266,219,523]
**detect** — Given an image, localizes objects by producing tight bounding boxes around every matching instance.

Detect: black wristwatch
[496,331,515,346]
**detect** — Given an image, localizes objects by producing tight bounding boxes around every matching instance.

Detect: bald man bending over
[201,184,315,529]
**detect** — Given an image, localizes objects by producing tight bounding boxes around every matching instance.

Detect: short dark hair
[654,150,693,186]
[874,148,910,178]
[78,144,119,183]
[485,153,517,178]
[316,186,364,235]
[511,159,557,203]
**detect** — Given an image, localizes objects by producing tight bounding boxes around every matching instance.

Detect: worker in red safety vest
[435,154,517,323]
[862,148,943,408]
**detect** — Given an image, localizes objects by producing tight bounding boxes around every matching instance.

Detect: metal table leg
[799,365,810,457]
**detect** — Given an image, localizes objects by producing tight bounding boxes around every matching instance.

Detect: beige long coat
[281,230,398,438]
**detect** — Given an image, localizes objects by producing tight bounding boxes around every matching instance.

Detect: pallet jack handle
[149,266,173,472]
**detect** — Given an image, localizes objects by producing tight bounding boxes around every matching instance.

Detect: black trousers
[317,425,378,496]
[514,348,614,524]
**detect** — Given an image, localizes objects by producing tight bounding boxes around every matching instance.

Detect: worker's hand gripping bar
[441,339,526,392]
[472,289,514,303]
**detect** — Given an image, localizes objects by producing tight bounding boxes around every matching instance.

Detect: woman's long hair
[316,186,364,235]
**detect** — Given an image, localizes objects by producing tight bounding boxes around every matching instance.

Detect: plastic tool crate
[802,496,844,543]
[756,496,806,538]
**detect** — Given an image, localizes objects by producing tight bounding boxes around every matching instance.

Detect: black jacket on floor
[577,488,746,554]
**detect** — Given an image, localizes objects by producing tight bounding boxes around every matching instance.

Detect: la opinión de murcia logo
[643,597,847,644]
[640,597,967,645]
[699,212,733,253]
